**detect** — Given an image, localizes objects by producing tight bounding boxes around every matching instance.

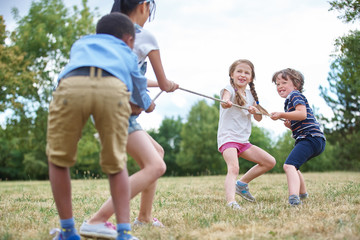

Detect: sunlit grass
[0,172,359,239]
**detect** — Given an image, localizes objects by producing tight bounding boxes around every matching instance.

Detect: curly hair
[271,68,304,92]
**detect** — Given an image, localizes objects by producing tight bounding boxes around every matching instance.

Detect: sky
[0,0,357,138]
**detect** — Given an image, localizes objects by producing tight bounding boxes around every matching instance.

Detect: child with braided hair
[217,59,276,210]
[270,68,326,205]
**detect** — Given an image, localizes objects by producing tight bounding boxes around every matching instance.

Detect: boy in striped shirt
[270,68,326,206]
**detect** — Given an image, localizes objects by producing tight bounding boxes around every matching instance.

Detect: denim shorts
[285,136,326,169]
[128,115,142,134]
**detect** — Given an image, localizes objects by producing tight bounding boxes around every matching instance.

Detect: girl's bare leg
[222,148,240,203]
[135,133,164,222]
[87,130,166,224]
[238,145,276,183]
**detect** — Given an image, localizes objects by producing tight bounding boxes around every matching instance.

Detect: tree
[0,16,37,113]
[148,116,183,176]
[0,0,100,179]
[176,100,225,175]
[329,0,360,23]
[319,1,360,170]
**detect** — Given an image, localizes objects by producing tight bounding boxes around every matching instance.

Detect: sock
[237,180,248,186]
[60,218,78,239]
[117,223,132,240]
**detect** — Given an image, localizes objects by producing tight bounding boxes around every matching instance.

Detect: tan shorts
[46,68,131,174]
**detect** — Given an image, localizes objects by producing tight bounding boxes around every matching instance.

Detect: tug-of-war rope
[152,88,285,121]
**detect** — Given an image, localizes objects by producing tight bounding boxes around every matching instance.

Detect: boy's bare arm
[271,104,307,121]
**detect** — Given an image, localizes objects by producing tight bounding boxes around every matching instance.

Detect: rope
[179,87,264,115]
[152,90,163,101]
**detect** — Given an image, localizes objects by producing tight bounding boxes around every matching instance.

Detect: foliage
[329,0,360,23]
[0,16,37,113]
[0,0,99,180]
[148,116,183,176]
[320,1,360,170]
[176,100,225,175]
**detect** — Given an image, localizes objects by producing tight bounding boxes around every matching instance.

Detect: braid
[230,79,247,106]
[248,82,258,103]
[249,82,270,116]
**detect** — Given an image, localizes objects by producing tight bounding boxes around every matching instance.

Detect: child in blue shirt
[47,13,153,240]
[270,68,326,206]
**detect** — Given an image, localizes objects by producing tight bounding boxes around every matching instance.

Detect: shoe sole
[235,186,256,202]
[80,232,116,240]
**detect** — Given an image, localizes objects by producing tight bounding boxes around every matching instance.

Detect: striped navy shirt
[284,90,325,142]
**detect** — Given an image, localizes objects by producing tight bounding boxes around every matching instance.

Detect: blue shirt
[284,90,325,142]
[57,34,151,110]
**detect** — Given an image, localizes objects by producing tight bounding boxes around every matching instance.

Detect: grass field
[0,172,359,240]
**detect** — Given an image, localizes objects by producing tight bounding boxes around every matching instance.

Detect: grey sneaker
[299,192,308,200]
[227,201,242,210]
[288,194,302,206]
[235,180,256,202]
[79,221,117,239]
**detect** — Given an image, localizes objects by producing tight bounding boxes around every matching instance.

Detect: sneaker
[288,194,302,206]
[50,228,81,240]
[117,231,139,240]
[235,180,256,202]
[299,192,308,200]
[227,201,241,210]
[50,228,61,240]
[133,217,164,228]
[79,220,117,239]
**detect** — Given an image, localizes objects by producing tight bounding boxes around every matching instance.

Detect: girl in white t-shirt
[80,1,179,238]
[218,59,276,210]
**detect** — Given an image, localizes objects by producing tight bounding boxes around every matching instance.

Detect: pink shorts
[219,142,252,157]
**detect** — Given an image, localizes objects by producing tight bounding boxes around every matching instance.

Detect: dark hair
[272,68,304,92]
[111,0,156,21]
[96,12,135,40]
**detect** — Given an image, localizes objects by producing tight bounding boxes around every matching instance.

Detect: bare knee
[148,158,166,178]
[259,156,276,170]
[157,160,166,177]
[227,164,239,176]
[155,144,165,159]
[267,156,276,169]
[283,164,295,173]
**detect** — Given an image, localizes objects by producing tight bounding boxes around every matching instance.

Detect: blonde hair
[229,59,269,116]
[272,68,304,92]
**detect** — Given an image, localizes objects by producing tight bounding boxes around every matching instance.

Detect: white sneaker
[79,221,117,239]
[133,217,164,228]
[227,201,242,210]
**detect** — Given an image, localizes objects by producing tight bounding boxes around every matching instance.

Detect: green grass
[1,172,359,239]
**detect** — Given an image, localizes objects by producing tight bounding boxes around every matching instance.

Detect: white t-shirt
[133,24,159,69]
[130,24,159,104]
[217,85,255,149]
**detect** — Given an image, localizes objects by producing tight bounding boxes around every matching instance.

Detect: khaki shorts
[46,68,131,174]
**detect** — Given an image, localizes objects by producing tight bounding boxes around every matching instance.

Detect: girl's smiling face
[230,63,253,89]
[275,74,297,98]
